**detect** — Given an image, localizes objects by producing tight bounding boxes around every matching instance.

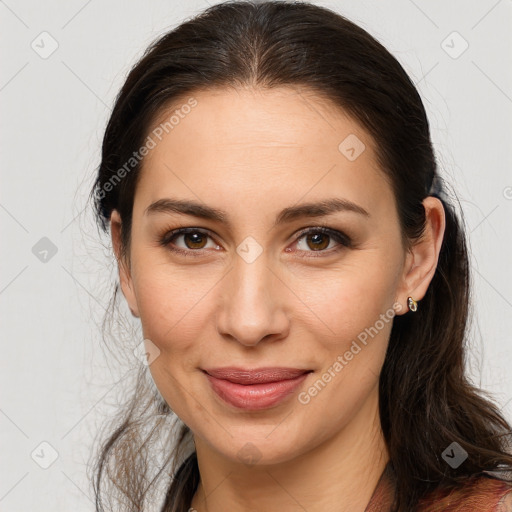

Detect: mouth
[202,367,313,410]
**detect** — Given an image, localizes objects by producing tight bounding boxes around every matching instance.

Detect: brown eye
[159,228,220,257]
[304,232,330,251]
[181,231,208,249]
[293,227,352,257]
[159,226,351,258]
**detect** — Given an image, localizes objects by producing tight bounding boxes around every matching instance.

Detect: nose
[215,251,290,347]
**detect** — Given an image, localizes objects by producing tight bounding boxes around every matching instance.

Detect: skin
[110,86,445,512]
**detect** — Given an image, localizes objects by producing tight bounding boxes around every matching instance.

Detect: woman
[89,1,512,510]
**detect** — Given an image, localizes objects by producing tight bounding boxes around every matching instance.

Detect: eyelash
[158,226,352,258]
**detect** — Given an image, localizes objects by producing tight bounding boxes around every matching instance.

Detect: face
[112,86,419,467]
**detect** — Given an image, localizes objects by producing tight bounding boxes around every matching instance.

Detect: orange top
[364,462,512,511]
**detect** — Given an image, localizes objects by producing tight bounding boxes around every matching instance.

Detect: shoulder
[417,475,512,512]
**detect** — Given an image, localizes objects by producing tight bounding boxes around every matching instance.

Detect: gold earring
[407,297,418,312]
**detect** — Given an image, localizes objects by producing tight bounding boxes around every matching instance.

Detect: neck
[190,385,389,512]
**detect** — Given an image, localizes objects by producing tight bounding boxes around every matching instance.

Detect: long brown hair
[89,1,512,510]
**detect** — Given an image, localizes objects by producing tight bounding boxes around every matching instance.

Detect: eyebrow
[144,197,370,228]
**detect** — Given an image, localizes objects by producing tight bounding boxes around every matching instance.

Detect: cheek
[293,261,397,403]
[297,295,393,431]
[132,260,215,346]
[295,258,399,341]
[132,265,212,422]
[132,243,400,356]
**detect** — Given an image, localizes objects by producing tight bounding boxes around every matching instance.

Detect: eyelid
[289,226,352,258]
[293,226,352,247]
[158,225,352,257]
[158,227,220,257]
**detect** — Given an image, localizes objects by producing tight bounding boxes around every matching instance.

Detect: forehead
[134,86,394,223]
[148,85,369,156]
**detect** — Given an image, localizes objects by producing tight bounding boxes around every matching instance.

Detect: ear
[394,196,445,315]
[110,209,140,318]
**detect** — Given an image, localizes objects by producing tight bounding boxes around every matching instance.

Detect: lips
[203,367,311,385]
[202,367,313,410]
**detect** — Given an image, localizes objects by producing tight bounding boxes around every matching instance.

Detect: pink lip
[203,367,312,410]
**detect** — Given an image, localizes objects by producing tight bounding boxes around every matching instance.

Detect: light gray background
[1,0,511,510]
